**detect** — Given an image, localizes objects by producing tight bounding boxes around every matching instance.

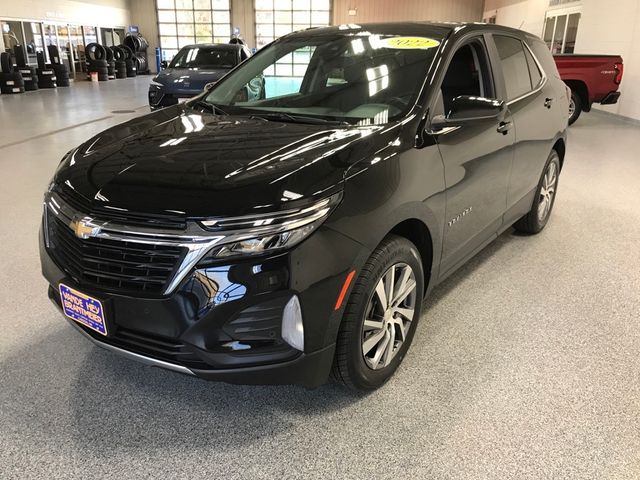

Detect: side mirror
[204,81,216,91]
[431,95,505,129]
[160,60,168,69]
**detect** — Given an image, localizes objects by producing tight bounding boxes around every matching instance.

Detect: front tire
[332,235,424,391]
[514,150,560,234]
[568,91,582,125]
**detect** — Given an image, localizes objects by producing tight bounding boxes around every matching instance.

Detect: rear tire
[568,91,582,125]
[513,150,560,234]
[332,235,424,391]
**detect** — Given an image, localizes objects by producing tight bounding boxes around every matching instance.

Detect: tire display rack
[1,33,150,97]
[123,33,150,75]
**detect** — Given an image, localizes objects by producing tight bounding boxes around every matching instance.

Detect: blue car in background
[149,43,252,109]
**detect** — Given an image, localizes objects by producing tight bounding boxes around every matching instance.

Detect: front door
[430,36,515,276]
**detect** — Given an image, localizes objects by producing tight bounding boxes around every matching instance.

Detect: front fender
[326,143,446,291]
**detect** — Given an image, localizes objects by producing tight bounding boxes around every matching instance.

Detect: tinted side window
[439,39,495,114]
[527,38,561,79]
[493,35,531,100]
[524,46,542,88]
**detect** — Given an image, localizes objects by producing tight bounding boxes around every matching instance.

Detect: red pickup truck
[553,54,623,125]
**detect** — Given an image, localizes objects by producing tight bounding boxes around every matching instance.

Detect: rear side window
[493,35,532,101]
[524,47,543,88]
[528,39,561,79]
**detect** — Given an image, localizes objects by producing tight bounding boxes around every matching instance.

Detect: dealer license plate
[59,284,107,336]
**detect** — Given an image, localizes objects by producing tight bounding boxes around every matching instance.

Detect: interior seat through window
[440,41,494,114]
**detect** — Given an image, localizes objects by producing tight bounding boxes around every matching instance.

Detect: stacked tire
[0,52,25,94]
[133,54,148,75]
[110,46,127,79]
[14,45,38,91]
[123,33,149,75]
[119,44,137,77]
[36,52,57,89]
[105,47,116,80]
[85,43,109,81]
[47,45,70,87]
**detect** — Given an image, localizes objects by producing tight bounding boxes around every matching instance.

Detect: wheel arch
[388,218,434,293]
[564,79,590,112]
[552,137,566,171]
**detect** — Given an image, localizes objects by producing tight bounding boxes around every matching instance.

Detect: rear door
[489,34,560,217]
[431,35,515,277]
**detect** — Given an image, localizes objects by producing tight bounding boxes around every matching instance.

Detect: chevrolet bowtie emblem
[69,217,100,239]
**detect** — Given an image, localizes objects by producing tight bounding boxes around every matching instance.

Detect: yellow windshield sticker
[381,37,440,50]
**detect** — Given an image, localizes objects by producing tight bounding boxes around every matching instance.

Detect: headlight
[150,78,164,87]
[197,193,342,263]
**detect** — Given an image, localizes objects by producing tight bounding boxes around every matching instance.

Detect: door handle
[497,121,511,135]
[544,97,554,108]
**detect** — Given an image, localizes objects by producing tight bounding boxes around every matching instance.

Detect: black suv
[41,23,568,391]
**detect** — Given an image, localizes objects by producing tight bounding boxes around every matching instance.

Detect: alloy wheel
[362,262,417,370]
[568,97,576,118]
[537,161,557,222]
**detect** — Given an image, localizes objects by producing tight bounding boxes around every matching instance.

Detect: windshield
[170,46,237,69]
[202,31,441,125]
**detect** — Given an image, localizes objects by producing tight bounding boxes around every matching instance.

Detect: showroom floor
[1,77,639,479]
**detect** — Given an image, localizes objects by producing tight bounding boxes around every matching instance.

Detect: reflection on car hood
[155,68,230,91]
[54,105,396,218]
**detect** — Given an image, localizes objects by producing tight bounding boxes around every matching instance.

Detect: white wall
[333,0,484,24]
[0,0,130,26]
[484,0,640,121]
[483,0,548,36]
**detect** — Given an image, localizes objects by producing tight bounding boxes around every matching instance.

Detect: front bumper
[148,86,200,110]
[40,223,364,388]
[62,313,336,387]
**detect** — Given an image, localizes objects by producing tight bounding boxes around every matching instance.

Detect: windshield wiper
[248,112,350,126]
[191,100,230,116]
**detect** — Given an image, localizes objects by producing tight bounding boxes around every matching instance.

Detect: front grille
[47,212,186,295]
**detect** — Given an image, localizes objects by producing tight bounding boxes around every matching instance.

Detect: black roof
[180,43,245,50]
[285,21,530,40]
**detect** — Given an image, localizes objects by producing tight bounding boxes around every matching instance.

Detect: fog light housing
[282,295,304,351]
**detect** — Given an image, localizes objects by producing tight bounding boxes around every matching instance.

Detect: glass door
[25,22,45,66]
[101,28,114,47]
[1,20,26,59]
[56,25,73,75]
[113,28,125,46]
[83,25,97,45]
[254,0,331,50]
[156,0,232,62]
[43,23,59,62]
[68,25,85,77]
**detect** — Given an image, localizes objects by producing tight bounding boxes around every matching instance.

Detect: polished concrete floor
[1,77,639,479]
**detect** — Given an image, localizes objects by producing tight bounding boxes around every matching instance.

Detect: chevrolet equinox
[41,23,568,391]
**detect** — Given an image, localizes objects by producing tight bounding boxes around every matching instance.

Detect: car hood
[155,68,230,91]
[53,105,394,219]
